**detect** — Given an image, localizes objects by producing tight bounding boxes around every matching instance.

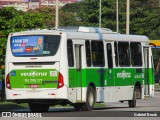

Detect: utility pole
[39,0,41,8]
[55,0,59,28]
[126,0,130,34]
[99,0,101,28]
[116,0,119,33]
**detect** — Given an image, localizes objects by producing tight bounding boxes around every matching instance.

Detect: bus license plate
[29,84,39,88]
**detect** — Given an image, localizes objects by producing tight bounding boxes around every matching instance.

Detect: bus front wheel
[29,103,50,112]
[82,86,95,111]
[128,86,139,108]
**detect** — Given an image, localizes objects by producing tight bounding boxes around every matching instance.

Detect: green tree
[74,0,160,39]
[130,0,160,39]
[0,7,24,38]
[28,6,55,28]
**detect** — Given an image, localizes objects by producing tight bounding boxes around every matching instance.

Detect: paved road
[13,91,160,112]
[1,91,160,119]
[96,91,160,111]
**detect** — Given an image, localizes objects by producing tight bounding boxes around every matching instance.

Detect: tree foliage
[0,5,82,56]
[64,0,160,39]
[0,0,160,49]
[0,0,159,72]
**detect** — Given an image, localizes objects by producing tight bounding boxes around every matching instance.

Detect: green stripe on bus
[69,68,154,88]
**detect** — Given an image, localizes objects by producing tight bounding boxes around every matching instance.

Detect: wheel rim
[88,92,94,107]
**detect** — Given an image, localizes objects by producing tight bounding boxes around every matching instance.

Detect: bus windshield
[11,35,61,57]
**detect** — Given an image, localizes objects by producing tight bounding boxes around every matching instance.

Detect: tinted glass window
[118,42,130,66]
[85,40,91,67]
[107,43,113,68]
[91,41,105,67]
[67,40,74,67]
[130,42,142,66]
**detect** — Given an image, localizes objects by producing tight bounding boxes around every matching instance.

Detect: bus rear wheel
[82,86,95,111]
[29,103,50,112]
[128,86,139,108]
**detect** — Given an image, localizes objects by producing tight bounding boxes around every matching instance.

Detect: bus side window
[91,41,105,67]
[130,42,142,66]
[85,40,91,67]
[114,41,118,67]
[67,40,74,67]
[106,43,113,68]
[118,42,130,66]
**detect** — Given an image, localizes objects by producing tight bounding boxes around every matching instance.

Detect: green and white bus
[5,26,154,112]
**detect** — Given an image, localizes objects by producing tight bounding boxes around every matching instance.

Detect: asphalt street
[1,91,160,119]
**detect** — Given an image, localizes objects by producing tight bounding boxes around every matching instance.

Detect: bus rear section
[5,32,68,112]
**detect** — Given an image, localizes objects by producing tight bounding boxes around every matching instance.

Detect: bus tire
[82,86,95,111]
[128,86,138,108]
[29,103,50,112]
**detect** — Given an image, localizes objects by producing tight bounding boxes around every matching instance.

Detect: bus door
[143,47,150,96]
[106,42,117,102]
[75,44,83,101]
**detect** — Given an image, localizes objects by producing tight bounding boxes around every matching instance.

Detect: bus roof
[9,27,149,43]
[66,32,148,42]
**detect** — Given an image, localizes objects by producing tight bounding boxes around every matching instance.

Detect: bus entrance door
[143,47,150,97]
[75,44,83,101]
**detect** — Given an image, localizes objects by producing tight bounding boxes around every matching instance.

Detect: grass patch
[94,103,106,108]
[0,101,106,111]
[0,101,28,111]
[50,103,106,108]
